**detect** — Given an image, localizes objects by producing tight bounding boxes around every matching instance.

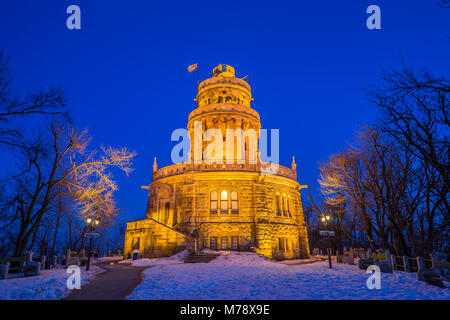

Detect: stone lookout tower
[124,64,310,260]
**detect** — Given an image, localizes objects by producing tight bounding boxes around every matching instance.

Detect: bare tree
[3,122,136,256]
[319,122,448,256]
[438,0,450,9]
[368,66,449,194]
[369,66,449,254]
[0,52,68,148]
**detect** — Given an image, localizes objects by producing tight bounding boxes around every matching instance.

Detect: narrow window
[210,237,218,250]
[276,195,282,216]
[210,191,218,214]
[231,191,238,214]
[220,190,228,214]
[221,236,228,249]
[278,237,284,251]
[164,202,170,224]
[173,207,178,225]
[287,198,292,217]
[231,236,239,250]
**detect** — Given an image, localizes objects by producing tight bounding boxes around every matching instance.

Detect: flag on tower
[187,63,198,72]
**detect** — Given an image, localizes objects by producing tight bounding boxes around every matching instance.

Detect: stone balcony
[198,75,251,92]
[152,161,297,181]
[188,103,260,122]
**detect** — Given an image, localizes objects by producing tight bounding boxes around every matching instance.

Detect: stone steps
[184,252,220,263]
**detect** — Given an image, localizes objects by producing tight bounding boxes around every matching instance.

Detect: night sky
[1,1,448,224]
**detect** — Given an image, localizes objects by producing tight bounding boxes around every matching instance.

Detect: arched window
[220,190,228,214]
[284,197,289,216]
[231,191,238,214]
[210,191,218,214]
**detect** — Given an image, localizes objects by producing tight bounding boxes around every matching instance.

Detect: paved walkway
[65,262,149,300]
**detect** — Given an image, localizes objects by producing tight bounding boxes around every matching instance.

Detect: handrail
[147,218,193,239]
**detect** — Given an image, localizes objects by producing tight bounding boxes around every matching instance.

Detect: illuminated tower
[124,64,310,260]
[188,64,261,165]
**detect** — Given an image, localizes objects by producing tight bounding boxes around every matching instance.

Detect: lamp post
[85,216,100,271]
[321,215,333,269]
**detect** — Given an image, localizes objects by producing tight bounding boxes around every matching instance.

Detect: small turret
[291,156,296,171]
[153,157,158,173]
[212,64,235,77]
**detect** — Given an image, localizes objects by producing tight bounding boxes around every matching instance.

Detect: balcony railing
[152,161,297,181]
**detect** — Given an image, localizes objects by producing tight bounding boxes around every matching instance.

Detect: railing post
[416,256,424,272]
[391,255,396,271]
[385,250,393,271]
[403,256,410,272]
[430,253,436,269]
[27,251,33,261]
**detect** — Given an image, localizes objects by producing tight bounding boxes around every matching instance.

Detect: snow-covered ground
[96,256,124,262]
[127,251,450,300]
[0,265,104,300]
[119,250,188,267]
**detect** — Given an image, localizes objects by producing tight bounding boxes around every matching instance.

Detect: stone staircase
[184,252,221,263]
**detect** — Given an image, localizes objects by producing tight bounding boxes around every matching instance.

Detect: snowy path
[126,252,450,300]
[65,262,149,300]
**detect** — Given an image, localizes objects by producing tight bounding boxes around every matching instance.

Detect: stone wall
[126,171,310,259]
[124,219,193,259]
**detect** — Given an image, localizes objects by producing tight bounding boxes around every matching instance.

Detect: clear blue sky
[1,1,449,223]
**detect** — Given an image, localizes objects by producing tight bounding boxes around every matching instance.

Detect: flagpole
[197,65,199,87]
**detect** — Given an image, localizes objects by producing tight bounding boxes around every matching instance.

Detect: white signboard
[319,230,335,236]
[86,232,100,238]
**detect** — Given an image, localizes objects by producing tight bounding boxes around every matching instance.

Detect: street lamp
[321,214,333,269]
[85,216,100,271]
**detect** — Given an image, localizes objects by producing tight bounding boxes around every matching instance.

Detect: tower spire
[153,157,158,173]
[291,156,296,171]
